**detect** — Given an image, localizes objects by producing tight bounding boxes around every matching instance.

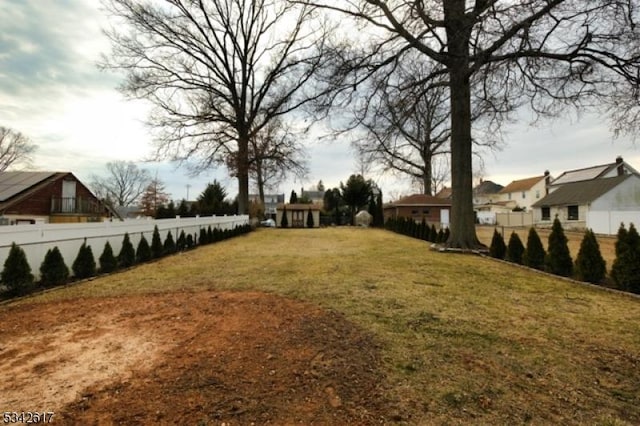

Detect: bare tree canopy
[91,161,152,207]
[102,0,332,214]
[296,0,640,249]
[0,126,37,171]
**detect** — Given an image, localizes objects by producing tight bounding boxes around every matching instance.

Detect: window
[541,207,550,221]
[522,191,526,199]
[536,190,540,199]
[568,205,579,221]
[411,209,418,215]
[422,209,430,215]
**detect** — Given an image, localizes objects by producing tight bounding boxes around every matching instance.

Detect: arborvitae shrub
[489,229,506,259]
[545,217,573,277]
[443,227,450,243]
[163,231,176,255]
[207,226,214,243]
[136,234,152,263]
[186,233,194,248]
[574,229,606,284]
[212,228,221,242]
[72,242,96,279]
[177,230,187,251]
[151,225,163,259]
[199,228,208,245]
[2,243,34,295]
[281,207,288,228]
[307,209,314,228]
[611,223,640,293]
[430,224,438,242]
[118,233,136,268]
[40,246,69,287]
[523,227,545,270]
[436,228,445,243]
[505,232,525,264]
[99,241,118,273]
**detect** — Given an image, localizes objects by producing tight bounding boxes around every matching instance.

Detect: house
[0,171,111,224]
[548,156,638,192]
[249,193,285,219]
[300,188,325,205]
[498,172,551,211]
[532,174,640,234]
[473,179,504,207]
[434,186,452,199]
[276,203,321,228]
[383,194,451,228]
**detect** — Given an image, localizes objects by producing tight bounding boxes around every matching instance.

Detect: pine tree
[151,225,164,258]
[611,223,640,293]
[199,227,208,244]
[545,217,573,277]
[1,243,34,295]
[505,232,525,264]
[118,232,136,268]
[177,230,187,251]
[186,233,194,248]
[39,247,69,287]
[163,230,177,255]
[307,208,314,228]
[429,224,438,242]
[523,227,546,270]
[436,228,445,243]
[574,229,606,284]
[99,241,118,273]
[489,229,506,259]
[280,206,288,228]
[72,241,96,279]
[207,226,214,243]
[136,234,152,263]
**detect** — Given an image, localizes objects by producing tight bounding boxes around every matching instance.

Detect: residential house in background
[498,172,551,211]
[532,174,640,233]
[383,194,451,228]
[434,187,452,199]
[249,193,285,219]
[300,187,325,205]
[0,171,111,224]
[276,203,321,228]
[547,156,638,192]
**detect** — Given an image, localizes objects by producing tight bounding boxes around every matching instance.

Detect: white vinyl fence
[0,215,249,280]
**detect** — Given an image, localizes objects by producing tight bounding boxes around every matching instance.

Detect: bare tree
[0,126,37,171]
[248,119,308,204]
[91,161,151,207]
[140,177,171,217]
[294,0,640,249]
[101,0,332,214]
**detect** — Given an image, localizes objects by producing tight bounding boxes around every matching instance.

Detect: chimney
[616,156,624,176]
[544,170,550,195]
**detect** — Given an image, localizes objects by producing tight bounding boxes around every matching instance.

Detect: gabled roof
[532,175,631,207]
[0,171,58,202]
[387,194,452,207]
[499,175,546,194]
[435,187,452,199]
[473,180,503,195]
[550,158,639,186]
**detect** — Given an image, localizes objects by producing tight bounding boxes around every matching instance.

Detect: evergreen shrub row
[384,217,450,244]
[1,223,252,298]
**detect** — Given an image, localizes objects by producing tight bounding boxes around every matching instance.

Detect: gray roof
[532,175,631,207]
[0,171,57,202]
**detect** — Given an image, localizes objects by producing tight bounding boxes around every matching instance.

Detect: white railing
[0,215,249,280]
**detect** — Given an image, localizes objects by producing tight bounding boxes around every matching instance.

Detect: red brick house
[0,171,112,224]
[383,194,451,228]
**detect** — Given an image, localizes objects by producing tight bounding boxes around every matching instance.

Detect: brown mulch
[0,291,391,425]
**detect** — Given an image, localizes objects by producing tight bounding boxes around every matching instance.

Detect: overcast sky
[2,0,639,203]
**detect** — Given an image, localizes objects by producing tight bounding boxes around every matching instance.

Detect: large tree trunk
[237,136,250,215]
[444,0,482,249]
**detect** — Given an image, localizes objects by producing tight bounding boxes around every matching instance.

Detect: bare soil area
[0,291,390,425]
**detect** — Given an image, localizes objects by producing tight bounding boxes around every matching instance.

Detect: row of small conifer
[489,218,640,294]
[384,217,450,243]
[1,223,251,298]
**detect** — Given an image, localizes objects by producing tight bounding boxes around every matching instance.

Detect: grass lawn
[12,227,640,424]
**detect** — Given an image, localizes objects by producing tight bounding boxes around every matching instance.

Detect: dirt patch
[0,291,390,424]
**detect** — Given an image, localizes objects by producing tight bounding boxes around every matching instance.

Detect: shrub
[151,225,164,259]
[72,241,96,279]
[436,228,445,243]
[163,231,177,255]
[505,232,525,264]
[489,229,506,259]
[1,243,34,295]
[99,241,118,273]
[523,227,545,270]
[545,217,573,277]
[443,227,450,243]
[199,227,208,245]
[136,234,152,263]
[118,233,136,268]
[39,247,69,287]
[177,230,187,251]
[281,206,288,228]
[611,223,640,293]
[574,229,606,284]
[186,233,194,248]
[429,224,438,242]
[307,209,314,228]
[207,226,214,243]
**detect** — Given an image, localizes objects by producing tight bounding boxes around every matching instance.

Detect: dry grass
[7,228,640,424]
[477,225,618,271]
